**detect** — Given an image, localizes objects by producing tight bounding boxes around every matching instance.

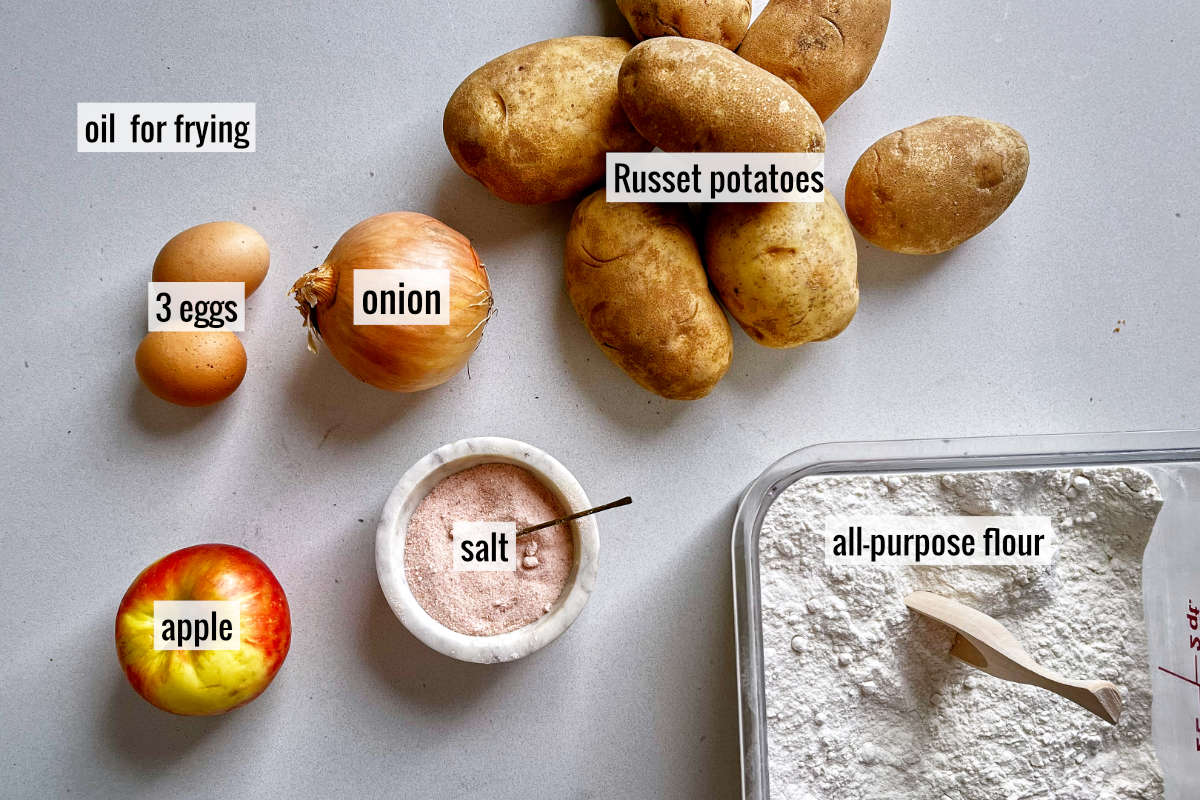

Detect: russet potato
[738,0,891,121]
[844,116,1029,254]
[616,0,752,50]
[618,37,825,153]
[443,37,649,205]
[565,190,732,400]
[704,193,859,348]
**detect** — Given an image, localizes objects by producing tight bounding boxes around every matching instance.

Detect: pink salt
[404,463,574,636]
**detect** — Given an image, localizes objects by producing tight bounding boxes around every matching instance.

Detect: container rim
[731,429,1200,800]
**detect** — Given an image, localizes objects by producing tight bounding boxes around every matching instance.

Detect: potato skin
[443,37,649,205]
[565,190,732,400]
[618,37,825,153]
[844,116,1030,254]
[152,221,269,297]
[738,0,890,121]
[704,193,858,348]
[616,0,752,50]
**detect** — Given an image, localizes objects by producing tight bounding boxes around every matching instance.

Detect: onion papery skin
[292,212,493,392]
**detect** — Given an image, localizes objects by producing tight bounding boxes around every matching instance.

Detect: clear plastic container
[731,430,1200,800]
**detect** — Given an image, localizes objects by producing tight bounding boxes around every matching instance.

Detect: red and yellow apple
[115,543,291,716]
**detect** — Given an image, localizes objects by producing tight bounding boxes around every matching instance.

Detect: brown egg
[135,332,247,407]
[152,221,270,297]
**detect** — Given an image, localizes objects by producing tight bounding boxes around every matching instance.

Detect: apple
[115,543,291,716]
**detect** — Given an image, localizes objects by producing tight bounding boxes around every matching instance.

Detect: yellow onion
[290,212,493,392]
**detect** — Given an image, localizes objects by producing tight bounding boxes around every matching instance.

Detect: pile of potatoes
[443,1,1029,400]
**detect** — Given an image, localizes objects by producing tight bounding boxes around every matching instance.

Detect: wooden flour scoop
[904,591,1123,724]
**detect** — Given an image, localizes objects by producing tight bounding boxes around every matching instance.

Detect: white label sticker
[152,600,241,650]
[77,103,255,152]
[148,282,245,331]
[606,152,825,203]
[452,521,518,571]
[353,269,450,326]
[824,516,1057,566]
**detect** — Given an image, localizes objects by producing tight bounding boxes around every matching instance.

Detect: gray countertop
[2,1,1198,797]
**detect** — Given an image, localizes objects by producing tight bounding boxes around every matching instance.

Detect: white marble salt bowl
[375,436,600,663]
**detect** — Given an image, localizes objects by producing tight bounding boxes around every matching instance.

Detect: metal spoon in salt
[515,496,632,538]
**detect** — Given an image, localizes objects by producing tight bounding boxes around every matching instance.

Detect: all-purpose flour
[759,467,1164,800]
